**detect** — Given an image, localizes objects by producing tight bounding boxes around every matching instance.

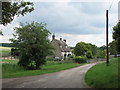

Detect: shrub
[70,55,75,58]
[86,50,93,59]
[46,58,54,61]
[73,56,87,63]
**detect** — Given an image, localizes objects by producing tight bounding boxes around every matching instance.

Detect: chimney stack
[60,38,62,40]
[52,34,55,40]
[63,39,66,43]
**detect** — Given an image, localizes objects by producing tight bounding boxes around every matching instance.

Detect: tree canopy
[86,50,93,59]
[1,1,34,26]
[74,42,97,56]
[113,22,120,40]
[74,42,89,56]
[109,40,117,55]
[10,22,54,70]
[112,22,120,54]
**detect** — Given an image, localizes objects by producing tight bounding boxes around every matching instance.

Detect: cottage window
[60,45,62,48]
[65,46,67,48]
[68,54,71,57]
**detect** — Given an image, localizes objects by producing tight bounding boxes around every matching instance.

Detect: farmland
[0,46,12,57]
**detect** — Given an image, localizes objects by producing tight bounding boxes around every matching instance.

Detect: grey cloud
[80,2,106,15]
[14,2,115,35]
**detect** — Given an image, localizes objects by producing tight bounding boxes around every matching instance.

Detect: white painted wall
[61,51,72,59]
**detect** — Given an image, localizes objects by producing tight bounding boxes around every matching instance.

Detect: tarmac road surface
[2,63,100,88]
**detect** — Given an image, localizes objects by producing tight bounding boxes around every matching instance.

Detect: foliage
[85,58,119,88]
[46,58,54,61]
[47,50,55,56]
[2,1,34,26]
[109,40,118,55]
[86,50,93,59]
[96,49,104,59]
[70,55,75,58]
[10,22,54,70]
[95,46,107,59]
[73,56,87,63]
[11,48,19,56]
[74,42,90,56]
[112,22,120,54]
[74,42,98,58]
[99,45,106,51]
[69,46,75,49]
[104,49,107,59]
[89,44,97,56]
[113,22,120,40]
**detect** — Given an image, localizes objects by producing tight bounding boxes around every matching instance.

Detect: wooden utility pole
[106,10,109,66]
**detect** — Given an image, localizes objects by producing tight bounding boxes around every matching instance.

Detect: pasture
[0,46,12,57]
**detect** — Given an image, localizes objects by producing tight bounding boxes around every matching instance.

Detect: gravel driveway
[2,62,100,88]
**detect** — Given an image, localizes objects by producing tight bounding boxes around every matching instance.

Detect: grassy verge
[85,58,119,88]
[2,59,84,78]
[0,59,19,63]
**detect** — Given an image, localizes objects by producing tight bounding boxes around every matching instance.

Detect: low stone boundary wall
[87,59,105,63]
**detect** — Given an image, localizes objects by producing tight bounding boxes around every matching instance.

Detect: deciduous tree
[113,22,120,54]
[74,42,90,56]
[109,40,117,56]
[86,50,93,59]
[2,1,34,26]
[10,22,54,70]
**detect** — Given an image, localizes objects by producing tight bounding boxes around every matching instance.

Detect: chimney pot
[52,34,55,40]
[63,39,66,43]
[60,38,62,40]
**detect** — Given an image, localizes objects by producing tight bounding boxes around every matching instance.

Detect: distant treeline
[69,47,75,49]
[1,43,16,47]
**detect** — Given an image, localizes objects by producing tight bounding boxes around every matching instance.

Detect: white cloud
[0,35,13,43]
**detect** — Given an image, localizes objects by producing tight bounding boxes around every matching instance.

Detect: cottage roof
[52,39,71,52]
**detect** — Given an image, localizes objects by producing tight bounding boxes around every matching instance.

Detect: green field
[85,58,119,88]
[1,59,84,78]
[0,46,12,57]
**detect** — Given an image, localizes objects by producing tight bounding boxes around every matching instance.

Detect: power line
[108,0,115,11]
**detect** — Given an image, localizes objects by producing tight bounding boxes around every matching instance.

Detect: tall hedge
[73,56,87,63]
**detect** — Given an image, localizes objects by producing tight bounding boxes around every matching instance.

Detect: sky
[0,0,119,47]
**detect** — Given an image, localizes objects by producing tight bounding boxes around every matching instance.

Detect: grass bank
[85,58,119,88]
[1,59,84,78]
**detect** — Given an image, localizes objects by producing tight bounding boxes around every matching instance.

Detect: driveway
[2,62,100,88]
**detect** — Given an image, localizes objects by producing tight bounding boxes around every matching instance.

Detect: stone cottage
[51,34,72,60]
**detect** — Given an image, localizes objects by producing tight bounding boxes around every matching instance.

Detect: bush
[70,55,75,58]
[46,58,54,61]
[73,56,87,63]
[86,50,93,59]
